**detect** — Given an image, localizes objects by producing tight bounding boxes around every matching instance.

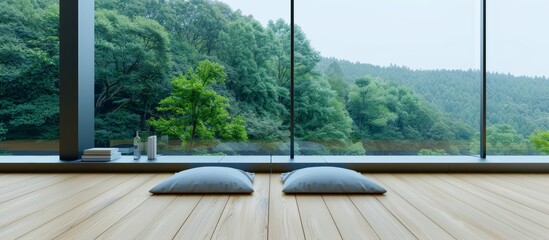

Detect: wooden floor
[0,173,548,240]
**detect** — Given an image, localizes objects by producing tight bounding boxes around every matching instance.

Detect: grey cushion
[150,167,254,193]
[281,167,386,193]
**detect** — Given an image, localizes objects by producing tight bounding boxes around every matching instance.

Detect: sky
[219,0,549,77]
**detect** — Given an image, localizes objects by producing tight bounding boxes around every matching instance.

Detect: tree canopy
[149,60,247,146]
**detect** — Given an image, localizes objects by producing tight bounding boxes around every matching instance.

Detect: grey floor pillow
[281,166,386,193]
[150,166,255,194]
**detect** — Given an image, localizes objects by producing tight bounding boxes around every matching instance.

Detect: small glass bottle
[133,131,141,160]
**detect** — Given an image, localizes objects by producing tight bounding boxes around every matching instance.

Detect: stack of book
[82,148,121,162]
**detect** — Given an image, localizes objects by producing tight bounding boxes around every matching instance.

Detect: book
[82,152,122,162]
[83,148,120,155]
[82,152,120,157]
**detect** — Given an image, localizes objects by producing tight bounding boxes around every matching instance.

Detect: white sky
[219,0,549,77]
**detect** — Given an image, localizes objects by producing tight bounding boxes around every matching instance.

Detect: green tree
[347,77,398,138]
[294,26,320,77]
[346,76,472,154]
[470,124,529,155]
[530,129,549,154]
[0,0,59,140]
[324,62,349,104]
[217,17,282,115]
[169,0,228,55]
[267,19,291,89]
[216,16,288,142]
[94,10,171,144]
[149,60,247,146]
[267,19,291,120]
[295,76,356,150]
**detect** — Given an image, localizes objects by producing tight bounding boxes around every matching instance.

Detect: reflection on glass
[0,0,60,155]
[295,0,479,155]
[487,0,549,155]
[94,0,290,155]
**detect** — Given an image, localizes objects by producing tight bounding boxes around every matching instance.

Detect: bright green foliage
[470,124,529,155]
[149,60,247,145]
[487,124,529,154]
[530,129,549,154]
[93,0,293,148]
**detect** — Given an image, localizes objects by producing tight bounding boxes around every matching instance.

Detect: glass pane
[0,0,59,155]
[94,0,290,156]
[295,0,480,156]
[487,0,549,155]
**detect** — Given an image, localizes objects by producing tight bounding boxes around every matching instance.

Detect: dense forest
[2,0,549,155]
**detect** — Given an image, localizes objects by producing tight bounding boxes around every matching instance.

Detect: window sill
[1,155,548,173]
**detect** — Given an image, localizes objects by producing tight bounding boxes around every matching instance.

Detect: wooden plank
[0,174,77,204]
[511,174,549,186]
[95,195,178,240]
[55,174,169,240]
[323,195,380,240]
[459,174,549,215]
[295,195,342,240]
[268,174,305,240]
[367,174,462,240]
[173,195,230,240]
[0,174,110,228]
[483,174,549,197]
[2,175,134,239]
[349,192,416,240]
[212,174,270,240]
[394,174,532,240]
[415,174,549,239]
[19,174,152,240]
[0,173,545,240]
[0,174,39,187]
[134,195,203,240]
[440,175,549,229]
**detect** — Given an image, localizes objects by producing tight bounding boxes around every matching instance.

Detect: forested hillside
[317,58,549,140]
[317,58,549,152]
[2,0,548,155]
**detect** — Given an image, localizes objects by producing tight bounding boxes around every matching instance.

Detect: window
[6,0,547,161]
[94,0,290,156]
[295,0,480,156]
[0,0,59,155]
[487,0,549,155]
